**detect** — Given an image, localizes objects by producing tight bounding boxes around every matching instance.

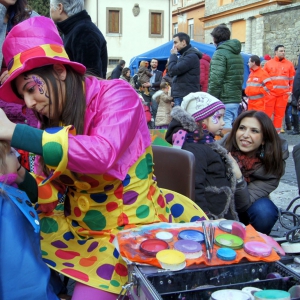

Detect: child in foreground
[0,141,59,300]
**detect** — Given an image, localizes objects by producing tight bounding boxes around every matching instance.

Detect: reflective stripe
[247,82,263,87]
[270,76,290,80]
[263,78,271,83]
[273,85,289,89]
[263,86,270,93]
[289,76,294,80]
[248,94,264,100]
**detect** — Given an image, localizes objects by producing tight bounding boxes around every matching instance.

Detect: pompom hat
[0,16,86,104]
[264,54,271,60]
[181,92,225,121]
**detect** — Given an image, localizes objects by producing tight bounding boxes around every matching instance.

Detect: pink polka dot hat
[0,16,86,104]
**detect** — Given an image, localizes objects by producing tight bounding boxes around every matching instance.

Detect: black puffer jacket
[165,107,238,220]
[168,45,202,98]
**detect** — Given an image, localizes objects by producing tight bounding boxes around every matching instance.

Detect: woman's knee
[246,198,278,234]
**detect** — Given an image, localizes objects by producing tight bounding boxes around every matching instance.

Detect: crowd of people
[0,0,299,299]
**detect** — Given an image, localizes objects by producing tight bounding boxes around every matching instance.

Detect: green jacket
[208,39,244,104]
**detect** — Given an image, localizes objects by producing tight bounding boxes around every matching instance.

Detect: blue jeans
[238,197,278,234]
[224,103,240,128]
[174,97,183,107]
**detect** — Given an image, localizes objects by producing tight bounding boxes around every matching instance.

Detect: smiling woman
[219,110,289,234]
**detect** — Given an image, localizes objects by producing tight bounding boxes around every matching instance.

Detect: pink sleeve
[66,79,150,177]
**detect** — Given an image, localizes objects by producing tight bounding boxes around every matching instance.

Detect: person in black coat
[111,60,126,79]
[50,0,108,78]
[168,32,202,107]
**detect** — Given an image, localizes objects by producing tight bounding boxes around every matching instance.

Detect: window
[173,0,178,4]
[188,19,194,40]
[173,23,178,35]
[108,58,121,66]
[149,10,164,38]
[106,8,122,35]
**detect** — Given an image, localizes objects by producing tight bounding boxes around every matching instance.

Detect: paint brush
[202,222,211,261]
[209,224,215,260]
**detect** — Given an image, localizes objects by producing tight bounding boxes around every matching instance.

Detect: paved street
[269,131,300,238]
[270,131,300,209]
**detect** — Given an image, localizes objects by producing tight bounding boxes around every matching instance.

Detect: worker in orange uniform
[245,55,273,112]
[263,45,295,133]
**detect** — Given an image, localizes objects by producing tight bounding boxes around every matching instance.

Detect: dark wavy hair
[8,0,33,25]
[225,110,284,177]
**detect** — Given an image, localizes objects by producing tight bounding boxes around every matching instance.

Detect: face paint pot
[210,289,251,300]
[174,240,202,259]
[244,241,272,257]
[178,229,205,243]
[254,290,290,300]
[140,239,169,256]
[156,249,186,271]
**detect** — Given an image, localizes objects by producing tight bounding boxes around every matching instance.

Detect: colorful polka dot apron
[37,126,207,294]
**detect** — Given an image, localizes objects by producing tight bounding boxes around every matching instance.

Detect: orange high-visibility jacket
[245,67,273,101]
[263,56,295,96]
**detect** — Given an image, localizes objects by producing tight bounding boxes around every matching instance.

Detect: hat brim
[0,56,86,104]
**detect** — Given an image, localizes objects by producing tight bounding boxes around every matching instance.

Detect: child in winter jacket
[165,92,238,220]
[153,82,173,129]
[137,61,152,96]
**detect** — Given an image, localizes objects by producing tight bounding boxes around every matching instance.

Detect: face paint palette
[215,233,244,250]
[139,239,169,256]
[244,241,272,257]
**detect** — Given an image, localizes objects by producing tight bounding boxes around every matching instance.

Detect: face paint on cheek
[32,75,46,95]
[211,111,221,124]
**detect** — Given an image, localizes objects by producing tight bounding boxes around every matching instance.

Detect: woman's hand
[0,109,16,140]
[227,152,243,180]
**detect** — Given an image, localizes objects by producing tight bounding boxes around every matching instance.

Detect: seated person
[166,92,238,220]
[0,17,207,300]
[219,110,288,234]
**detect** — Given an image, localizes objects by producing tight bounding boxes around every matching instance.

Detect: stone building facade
[261,3,300,64]
[171,0,300,62]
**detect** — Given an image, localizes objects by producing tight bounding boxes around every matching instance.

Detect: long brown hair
[8,0,32,25]
[225,110,284,177]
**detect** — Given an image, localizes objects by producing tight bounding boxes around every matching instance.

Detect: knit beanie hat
[181,92,225,121]
[264,54,271,60]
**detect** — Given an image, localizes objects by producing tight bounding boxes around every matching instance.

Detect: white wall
[84,0,172,75]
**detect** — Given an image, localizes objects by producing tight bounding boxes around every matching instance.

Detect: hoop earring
[259,144,265,159]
